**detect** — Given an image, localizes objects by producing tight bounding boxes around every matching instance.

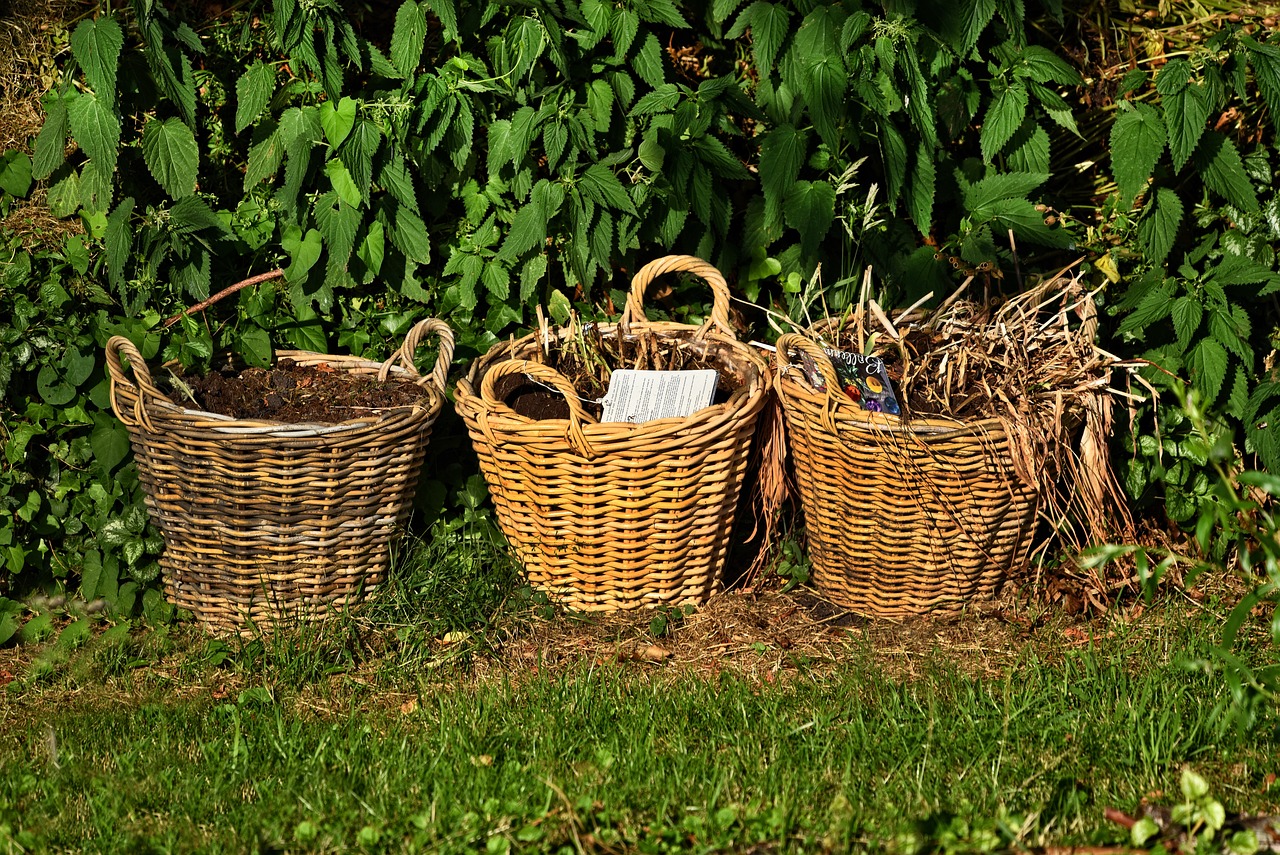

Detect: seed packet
[797,347,901,416]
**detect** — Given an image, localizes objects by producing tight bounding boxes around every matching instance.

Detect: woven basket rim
[775,369,1011,438]
[108,318,455,437]
[115,355,445,434]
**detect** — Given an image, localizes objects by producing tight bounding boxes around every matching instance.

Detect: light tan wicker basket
[454,256,770,611]
[774,333,1040,617]
[105,319,454,633]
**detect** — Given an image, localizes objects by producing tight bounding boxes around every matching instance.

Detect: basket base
[809,563,1005,618]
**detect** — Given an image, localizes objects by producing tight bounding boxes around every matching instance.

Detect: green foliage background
[3,0,1280,612]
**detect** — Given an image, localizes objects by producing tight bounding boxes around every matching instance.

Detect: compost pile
[178,359,431,423]
[499,317,742,421]
[804,268,1134,550]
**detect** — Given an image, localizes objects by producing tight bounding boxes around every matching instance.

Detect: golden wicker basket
[774,333,1040,617]
[105,319,454,633]
[455,256,770,611]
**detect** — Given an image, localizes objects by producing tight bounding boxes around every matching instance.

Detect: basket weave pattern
[455,256,770,611]
[106,319,453,632]
[776,335,1039,617]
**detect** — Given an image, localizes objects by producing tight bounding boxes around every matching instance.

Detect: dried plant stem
[162,268,286,329]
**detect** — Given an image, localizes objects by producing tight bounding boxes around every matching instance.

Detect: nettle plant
[714,0,1081,317]
[1105,25,1280,523]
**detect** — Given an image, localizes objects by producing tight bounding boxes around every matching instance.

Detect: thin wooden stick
[162,268,286,329]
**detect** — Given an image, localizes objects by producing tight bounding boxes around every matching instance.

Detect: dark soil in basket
[181,359,431,423]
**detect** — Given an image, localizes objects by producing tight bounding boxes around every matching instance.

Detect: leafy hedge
[2,0,1280,607]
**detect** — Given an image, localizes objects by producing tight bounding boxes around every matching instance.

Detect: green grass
[2,591,1278,854]
[2,528,1277,853]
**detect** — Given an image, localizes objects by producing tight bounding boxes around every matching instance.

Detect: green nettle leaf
[581,0,612,47]
[520,252,548,302]
[638,0,689,27]
[66,90,121,175]
[961,172,1049,209]
[319,96,358,149]
[0,150,32,197]
[169,196,227,234]
[1248,43,1280,123]
[638,131,665,171]
[79,158,112,213]
[1170,294,1203,349]
[392,207,432,264]
[907,145,935,235]
[1137,187,1182,264]
[980,78,1028,162]
[244,126,284,190]
[391,1,428,76]
[610,8,639,60]
[70,16,124,106]
[314,191,361,263]
[141,116,199,198]
[1245,380,1280,474]
[588,79,614,133]
[234,62,277,134]
[975,197,1073,248]
[424,0,458,41]
[579,163,637,214]
[45,169,80,217]
[804,57,846,147]
[1109,103,1165,206]
[880,122,908,206]
[1021,45,1081,85]
[784,180,835,257]
[481,260,511,300]
[379,155,420,214]
[543,120,568,171]
[1188,337,1228,404]
[1195,131,1259,213]
[499,197,548,261]
[1209,304,1252,365]
[33,93,69,180]
[632,32,665,88]
[952,0,997,53]
[750,2,791,74]
[104,196,135,287]
[1164,82,1210,172]
[355,219,385,278]
[1226,364,1250,421]
[714,0,749,23]
[325,159,362,208]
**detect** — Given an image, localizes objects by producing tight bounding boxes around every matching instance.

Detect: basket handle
[775,333,843,395]
[105,336,175,431]
[379,318,456,390]
[621,255,735,339]
[478,359,597,457]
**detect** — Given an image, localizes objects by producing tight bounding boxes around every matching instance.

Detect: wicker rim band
[622,255,734,339]
[478,358,597,457]
[377,318,456,388]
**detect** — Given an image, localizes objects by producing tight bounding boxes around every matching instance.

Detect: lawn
[2,548,1277,854]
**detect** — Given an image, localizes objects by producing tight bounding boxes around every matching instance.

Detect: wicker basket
[455,256,770,611]
[105,319,454,633]
[774,333,1040,617]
